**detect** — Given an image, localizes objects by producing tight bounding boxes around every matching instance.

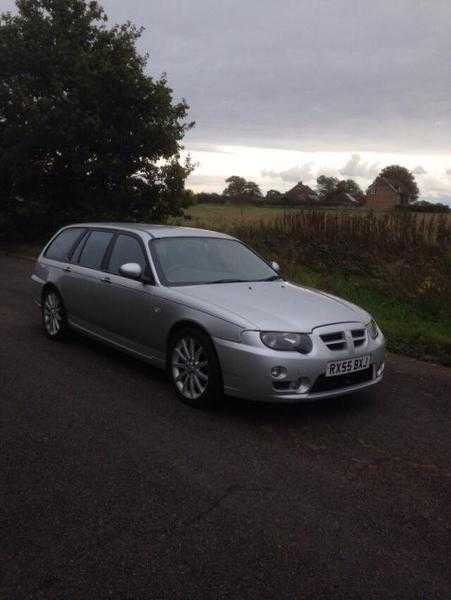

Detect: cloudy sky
[2,0,451,203]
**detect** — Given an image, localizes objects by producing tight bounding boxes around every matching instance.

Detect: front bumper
[214,326,385,402]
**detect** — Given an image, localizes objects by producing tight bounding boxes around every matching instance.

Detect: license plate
[326,355,370,377]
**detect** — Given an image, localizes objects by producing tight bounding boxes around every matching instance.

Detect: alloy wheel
[43,292,64,337]
[172,336,209,400]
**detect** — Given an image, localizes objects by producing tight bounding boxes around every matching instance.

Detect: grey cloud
[3,0,450,152]
[262,163,314,183]
[119,0,451,152]
[339,154,380,179]
[420,176,451,195]
[186,143,232,155]
[412,165,427,175]
[187,174,226,188]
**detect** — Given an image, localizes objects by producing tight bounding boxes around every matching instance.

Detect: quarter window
[78,231,113,270]
[108,234,147,275]
[44,228,85,262]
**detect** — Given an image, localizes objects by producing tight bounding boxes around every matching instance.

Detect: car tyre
[42,288,68,340]
[168,327,223,409]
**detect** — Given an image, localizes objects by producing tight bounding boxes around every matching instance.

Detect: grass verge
[289,266,451,366]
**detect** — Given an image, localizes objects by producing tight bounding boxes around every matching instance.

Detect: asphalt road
[1,254,450,599]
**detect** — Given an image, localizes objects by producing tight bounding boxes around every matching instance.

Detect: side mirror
[119,262,143,280]
[270,261,280,273]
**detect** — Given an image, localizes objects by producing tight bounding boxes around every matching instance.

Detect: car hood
[174,281,370,331]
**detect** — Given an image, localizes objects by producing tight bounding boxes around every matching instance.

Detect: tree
[336,179,365,204]
[222,176,247,197]
[222,176,262,203]
[0,0,193,241]
[265,189,283,203]
[243,180,262,200]
[316,175,364,204]
[374,165,419,204]
[316,175,339,203]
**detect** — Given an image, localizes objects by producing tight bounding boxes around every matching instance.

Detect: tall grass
[232,211,450,312]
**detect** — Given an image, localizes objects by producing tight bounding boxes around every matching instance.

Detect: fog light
[289,377,311,392]
[377,362,385,377]
[298,377,311,393]
[271,366,287,379]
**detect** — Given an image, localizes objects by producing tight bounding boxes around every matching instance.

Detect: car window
[44,228,85,262]
[108,234,147,275]
[78,230,113,270]
[151,237,277,286]
[70,230,90,264]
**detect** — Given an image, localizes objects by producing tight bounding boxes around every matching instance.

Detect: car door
[98,232,156,352]
[60,229,115,332]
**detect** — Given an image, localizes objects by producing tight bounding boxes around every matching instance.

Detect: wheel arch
[41,281,62,305]
[166,320,216,369]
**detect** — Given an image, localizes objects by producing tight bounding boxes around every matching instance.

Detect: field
[183,202,451,228]
[176,204,451,366]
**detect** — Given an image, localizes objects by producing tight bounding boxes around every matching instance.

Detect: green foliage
[336,179,365,203]
[222,175,262,203]
[193,192,224,205]
[397,200,450,213]
[265,189,283,203]
[316,175,339,201]
[374,165,419,203]
[0,0,193,241]
[316,175,364,204]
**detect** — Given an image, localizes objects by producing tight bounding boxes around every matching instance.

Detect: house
[327,191,360,207]
[366,177,407,210]
[284,181,318,205]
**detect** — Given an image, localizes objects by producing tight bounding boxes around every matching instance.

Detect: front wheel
[168,327,223,409]
[42,289,68,340]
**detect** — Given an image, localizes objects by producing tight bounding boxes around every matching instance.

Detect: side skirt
[68,318,166,370]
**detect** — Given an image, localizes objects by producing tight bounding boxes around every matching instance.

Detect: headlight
[260,331,313,354]
[367,318,379,340]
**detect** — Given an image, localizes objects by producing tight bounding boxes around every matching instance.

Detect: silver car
[31,223,385,408]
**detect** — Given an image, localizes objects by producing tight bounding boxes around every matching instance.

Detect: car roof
[66,223,234,240]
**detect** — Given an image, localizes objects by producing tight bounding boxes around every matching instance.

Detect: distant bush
[193,193,225,204]
[396,201,450,213]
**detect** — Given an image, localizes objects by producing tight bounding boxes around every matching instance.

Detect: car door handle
[100,276,111,284]
[63,266,71,272]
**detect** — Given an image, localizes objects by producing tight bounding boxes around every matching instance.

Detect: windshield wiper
[209,275,282,284]
[209,278,247,284]
[258,275,282,282]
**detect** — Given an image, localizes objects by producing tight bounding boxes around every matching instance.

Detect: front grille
[320,331,345,351]
[321,332,343,342]
[320,327,367,351]
[310,366,373,394]
[351,328,365,337]
[351,328,366,348]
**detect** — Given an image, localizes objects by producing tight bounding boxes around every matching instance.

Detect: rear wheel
[42,289,68,340]
[169,327,223,409]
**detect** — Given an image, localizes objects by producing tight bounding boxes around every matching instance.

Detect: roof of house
[368,177,401,195]
[332,191,359,204]
[285,181,318,198]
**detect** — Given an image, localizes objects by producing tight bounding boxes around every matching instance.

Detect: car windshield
[151,237,280,286]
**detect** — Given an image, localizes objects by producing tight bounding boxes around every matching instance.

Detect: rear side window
[44,228,85,262]
[78,231,113,270]
[108,234,147,275]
